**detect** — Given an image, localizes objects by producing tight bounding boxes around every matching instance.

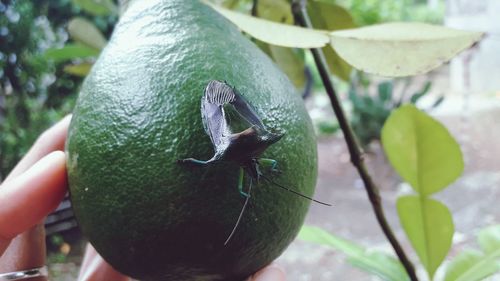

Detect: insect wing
[201,97,228,148]
[231,88,265,129]
[201,81,235,148]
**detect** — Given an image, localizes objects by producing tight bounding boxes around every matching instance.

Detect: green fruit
[66,1,317,280]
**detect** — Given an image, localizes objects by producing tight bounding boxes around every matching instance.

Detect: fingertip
[5,115,72,181]
[252,264,286,281]
[0,151,68,239]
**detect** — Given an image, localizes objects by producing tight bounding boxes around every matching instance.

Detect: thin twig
[291,1,419,280]
[251,0,258,17]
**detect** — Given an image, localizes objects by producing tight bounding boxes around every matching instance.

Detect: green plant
[0,0,117,180]
[47,234,68,263]
[300,105,499,280]
[0,0,71,179]
[383,105,463,279]
[339,0,445,26]
[299,224,500,281]
[349,73,443,146]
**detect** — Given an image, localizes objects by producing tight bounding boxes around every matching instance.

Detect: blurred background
[0,0,498,280]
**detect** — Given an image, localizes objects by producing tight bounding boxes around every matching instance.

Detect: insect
[178,80,330,245]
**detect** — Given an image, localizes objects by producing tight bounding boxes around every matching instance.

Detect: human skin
[0,116,286,281]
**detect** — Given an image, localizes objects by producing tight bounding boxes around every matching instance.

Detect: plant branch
[251,0,258,17]
[291,1,419,280]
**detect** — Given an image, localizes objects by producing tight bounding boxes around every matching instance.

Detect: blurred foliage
[217,0,444,86]
[307,0,356,81]
[218,0,357,88]
[0,0,117,180]
[216,0,447,140]
[338,0,445,25]
[349,72,443,146]
[300,223,500,281]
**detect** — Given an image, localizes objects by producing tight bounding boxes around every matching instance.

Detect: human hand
[0,116,70,280]
[0,116,286,281]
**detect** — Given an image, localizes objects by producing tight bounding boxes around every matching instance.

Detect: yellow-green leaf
[269,46,306,88]
[64,62,93,77]
[68,17,107,50]
[444,250,500,281]
[478,225,500,255]
[308,0,356,81]
[381,105,463,195]
[253,0,305,88]
[206,2,330,48]
[44,43,100,63]
[257,0,293,24]
[330,22,484,77]
[299,225,410,281]
[72,0,118,16]
[397,195,454,279]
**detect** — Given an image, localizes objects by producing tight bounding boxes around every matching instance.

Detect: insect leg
[258,158,279,173]
[225,174,253,245]
[177,157,219,166]
[237,167,250,197]
[177,158,209,165]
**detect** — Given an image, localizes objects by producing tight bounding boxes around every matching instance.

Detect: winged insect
[179,80,330,244]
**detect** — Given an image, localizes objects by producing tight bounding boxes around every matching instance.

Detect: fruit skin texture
[66,1,317,280]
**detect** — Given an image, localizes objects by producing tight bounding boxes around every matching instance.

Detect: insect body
[178,80,330,244]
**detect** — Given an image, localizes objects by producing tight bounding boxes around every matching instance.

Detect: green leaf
[43,44,100,63]
[330,22,484,77]
[222,0,239,9]
[257,0,293,24]
[254,39,273,57]
[307,0,356,81]
[68,17,107,50]
[299,225,363,256]
[206,2,330,48]
[397,195,454,278]
[381,105,463,195]
[377,81,393,102]
[269,46,306,88]
[410,81,432,104]
[444,249,500,281]
[299,225,410,281]
[478,225,500,255]
[253,0,305,88]
[444,225,500,281]
[72,0,118,16]
[63,62,93,77]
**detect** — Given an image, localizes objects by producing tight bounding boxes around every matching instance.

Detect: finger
[78,244,129,281]
[250,264,286,281]
[4,115,71,183]
[80,244,98,273]
[0,151,67,255]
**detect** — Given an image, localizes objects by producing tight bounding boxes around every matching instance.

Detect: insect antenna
[260,174,331,206]
[224,177,253,245]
